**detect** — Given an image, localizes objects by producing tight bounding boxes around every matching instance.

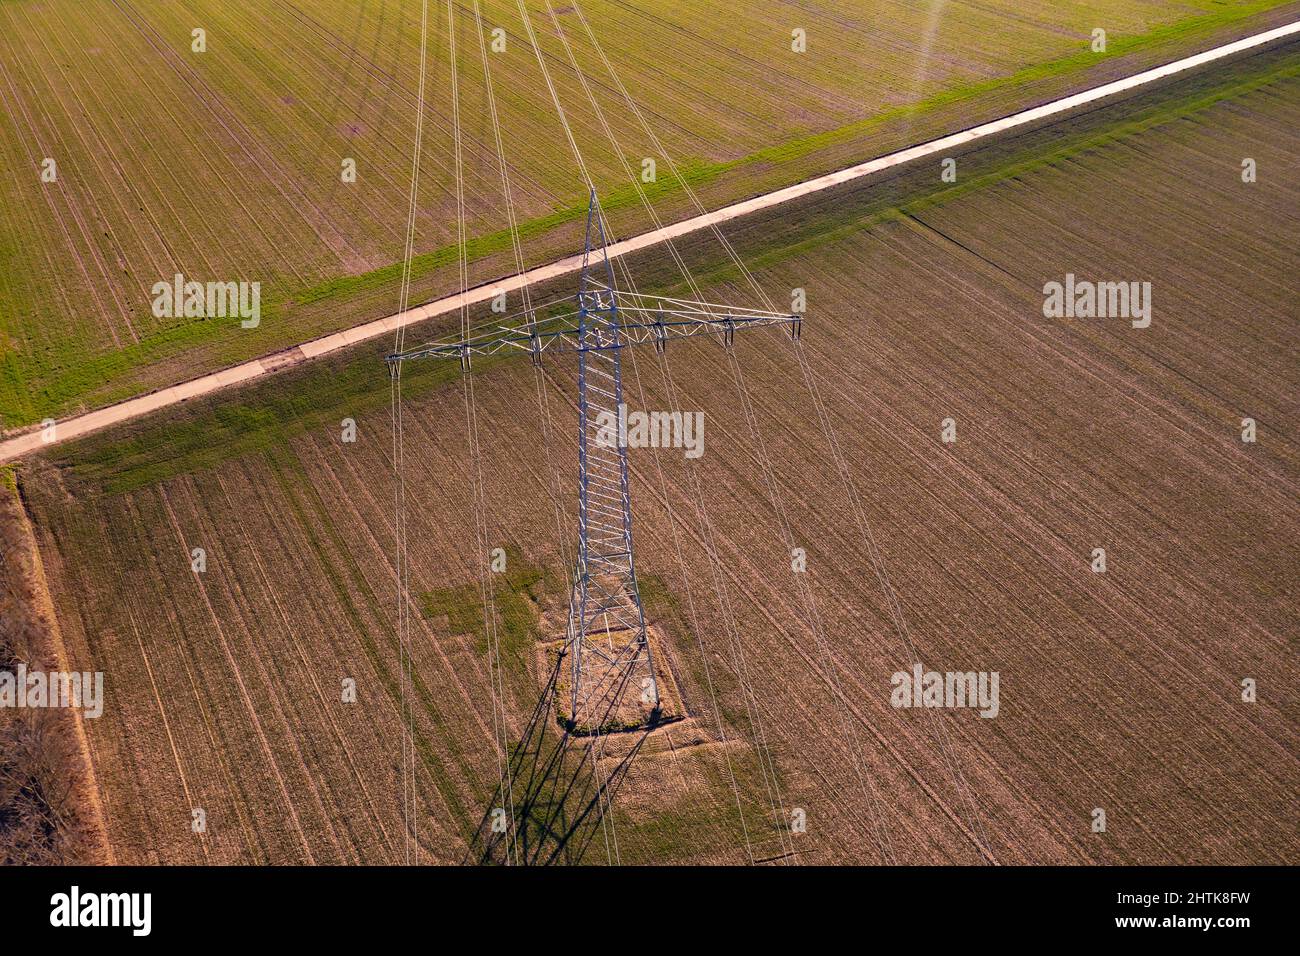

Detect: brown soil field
[11,43,1299,864]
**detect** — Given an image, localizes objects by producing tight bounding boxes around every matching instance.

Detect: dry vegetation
[0,466,108,864]
[11,42,1300,864]
[2,0,1297,429]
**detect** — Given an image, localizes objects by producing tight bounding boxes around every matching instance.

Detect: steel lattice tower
[566,197,656,731]
[388,192,801,734]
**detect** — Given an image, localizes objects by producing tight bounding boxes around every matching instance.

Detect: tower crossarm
[385,290,801,366]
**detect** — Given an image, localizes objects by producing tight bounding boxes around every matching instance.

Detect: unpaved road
[3,19,1297,464]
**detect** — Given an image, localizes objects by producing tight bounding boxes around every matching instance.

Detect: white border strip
[5,19,1297,463]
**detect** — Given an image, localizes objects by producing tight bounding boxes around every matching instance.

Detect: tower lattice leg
[565,195,659,733]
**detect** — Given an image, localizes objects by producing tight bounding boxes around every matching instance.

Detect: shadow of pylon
[464,649,651,865]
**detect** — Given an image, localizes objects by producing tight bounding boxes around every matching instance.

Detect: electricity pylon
[388,193,801,733]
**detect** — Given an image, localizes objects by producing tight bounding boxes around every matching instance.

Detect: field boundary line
[7,480,115,864]
[4,18,1298,463]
